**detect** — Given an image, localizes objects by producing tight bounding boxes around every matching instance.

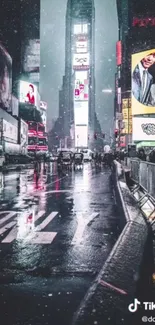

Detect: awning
[136,141,155,148]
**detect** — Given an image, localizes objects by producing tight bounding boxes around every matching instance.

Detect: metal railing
[126,158,155,198]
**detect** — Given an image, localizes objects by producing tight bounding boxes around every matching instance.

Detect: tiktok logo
[128,299,141,312]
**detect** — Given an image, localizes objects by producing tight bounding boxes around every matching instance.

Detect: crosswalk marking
[25,232,57,244]
[35,211,58,231]
[2,226,18,243]
[71,212,99,244]
[35,210,45,222]
[0,221,16,236]
[0,210,58,244]
[0,210,45,243]
[0,211,17,225]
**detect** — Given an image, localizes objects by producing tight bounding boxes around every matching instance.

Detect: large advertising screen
[73,53,89,70]
[19,81,37,105]
[74,79,88,100]
[20,119,28,153]
[23,40,40,73]
[133,117,155,141]
[0,43,12,110]
[2,119,18,143]
[75,125,88,148]
[74,102,88,125]
[76,41,87,53]
[132,49,155,115]
[11,95,19,117]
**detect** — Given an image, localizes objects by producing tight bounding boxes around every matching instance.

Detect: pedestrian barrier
[125,159,155,199]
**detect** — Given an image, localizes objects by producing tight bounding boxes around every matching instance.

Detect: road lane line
[44,190,72,194]
[0,221,16,235]
[71,212,99,244]
[0,211,17,225]
[35,211,58,231]
[45,175,68,188]
[99,280,127,295]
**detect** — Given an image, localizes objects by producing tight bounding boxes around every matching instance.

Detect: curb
[72,161,151,325]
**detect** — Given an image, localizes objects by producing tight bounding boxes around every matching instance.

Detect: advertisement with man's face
[132,49,155,114]
[0,43,12,110]
[19,81,37,105]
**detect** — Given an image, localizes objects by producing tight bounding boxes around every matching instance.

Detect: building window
[82,24,88,34]
[74,24,82,34]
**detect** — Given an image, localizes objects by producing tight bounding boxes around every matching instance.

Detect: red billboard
[132,17,155,27]
[116,41,122,66]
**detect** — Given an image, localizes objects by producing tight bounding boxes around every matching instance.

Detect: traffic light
[94,133,97,140]
[115,129,118,138]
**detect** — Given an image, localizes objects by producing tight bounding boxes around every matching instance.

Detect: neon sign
[133,17,155,27]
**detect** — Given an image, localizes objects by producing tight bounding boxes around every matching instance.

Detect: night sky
[40,0,118,134]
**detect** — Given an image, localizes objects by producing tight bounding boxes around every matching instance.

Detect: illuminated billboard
[116,41,122,66]
[74,101,88,125]
[73,53,89,70]
[74,79,88,100]
[76,41,87,53]
[121,119,132,134]
[19,81,37,105]
[75,125,88,148]
[0,43,12,110]
[23,39,40,73]
[132,49,155,115]
[133,117,155,141]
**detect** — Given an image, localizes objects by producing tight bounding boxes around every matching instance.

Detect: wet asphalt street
[0,162,120,325]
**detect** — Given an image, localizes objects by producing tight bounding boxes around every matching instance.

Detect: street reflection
[17,207,35,240]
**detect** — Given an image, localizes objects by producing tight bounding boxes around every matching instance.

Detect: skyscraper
[59,0,96,149]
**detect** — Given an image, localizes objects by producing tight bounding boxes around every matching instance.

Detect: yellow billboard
[122,108,128,119]
[121,119,132,134]
[122,107,132,120]
[122,98,131,109]
[132,49,155,115]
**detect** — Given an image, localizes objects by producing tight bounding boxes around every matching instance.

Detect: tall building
[115,0,155,150]
[59,0,96,149]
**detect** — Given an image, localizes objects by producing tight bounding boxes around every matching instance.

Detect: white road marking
[46,175,68,188]
[35,211,58,231]
[25,232,57,244]
[71,212,99,244]
[35,210,45,222]
[13,202,24,208]
[0,211,17,225]
[45,190,72,194]
[0,221,16,235]
[2,226,18,243]
[0,210,46,243]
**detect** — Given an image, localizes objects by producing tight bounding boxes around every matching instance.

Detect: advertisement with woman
[19,81,37,106]
[132,49,155,114]
[0,43,12,110]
